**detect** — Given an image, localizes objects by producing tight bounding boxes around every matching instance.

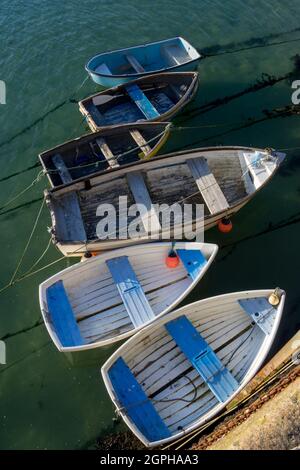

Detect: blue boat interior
[40,125,165,186]
[88,37,198,77]
[85,79,186,126]
[165,315,239,402]
[108,357,171,442]
[46,280,84,348]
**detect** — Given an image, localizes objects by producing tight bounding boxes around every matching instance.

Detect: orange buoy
[166,250,180,268]
[218,217,233,233]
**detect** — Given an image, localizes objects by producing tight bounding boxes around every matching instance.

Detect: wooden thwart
[127,172,161,232]
[96,137,119,168]
[187,157,229,214]
[125,54,146,74]
[129,129,151,157]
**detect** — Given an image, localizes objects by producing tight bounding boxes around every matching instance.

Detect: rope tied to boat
[114,375,199,419]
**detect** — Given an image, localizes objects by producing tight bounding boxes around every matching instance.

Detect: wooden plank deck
[187,157,229,214]
[127,172,161,232]
[96,137,120,169]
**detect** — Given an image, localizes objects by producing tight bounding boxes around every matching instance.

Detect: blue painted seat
[106,256,155,328]
[238,297,275,335]
[125,83,160,120]
[86,102,107,126]
[108,357,171,442]
[165,315,239,403]
[46,280,84,348]
[176,249,207,280]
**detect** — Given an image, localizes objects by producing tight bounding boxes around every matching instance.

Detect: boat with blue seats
[85,37,201,87]
[39,122,170,188]
[46,146,285,256]
[39,241,218,351]
[79,72,198,132]
[101,288,286,447]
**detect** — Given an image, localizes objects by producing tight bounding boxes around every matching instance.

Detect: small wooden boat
[45,146,285,256]
[39,241,218,352]
[39,122,170,188]
[79,72,198,132]
[101,288,286,447]
[85,37,201,87]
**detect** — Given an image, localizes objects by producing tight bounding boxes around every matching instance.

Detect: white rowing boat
[39,241,218,352]
[101,288,285,447]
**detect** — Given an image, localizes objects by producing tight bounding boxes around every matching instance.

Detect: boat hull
[88,60,200,87]
[79,72,199,132]
[53,198,248,257]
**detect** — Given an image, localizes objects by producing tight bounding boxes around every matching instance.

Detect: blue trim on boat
[176,249,207,280]
[46,280,84,348]
[106,256,154,328]
[108,357,171,442]
[165,315,239,402]
[125,84,160,120]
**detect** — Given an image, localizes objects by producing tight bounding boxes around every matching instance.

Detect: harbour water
[0,0,300,449]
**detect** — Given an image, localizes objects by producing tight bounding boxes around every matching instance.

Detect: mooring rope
[0,197,46,294]
[0,170,44,213]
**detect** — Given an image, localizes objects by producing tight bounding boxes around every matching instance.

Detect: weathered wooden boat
[101,288,286,447]
[39,241,218,352]
[39,122,170,188]
[85,37,201,87]
[79,72,198,132]
[45,146,285,256]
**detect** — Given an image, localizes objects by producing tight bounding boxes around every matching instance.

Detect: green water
[1,0,300,450]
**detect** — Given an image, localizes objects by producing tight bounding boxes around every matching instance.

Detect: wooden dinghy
[39,122,170,188]
[39,241,218,352]
[79,72,198,132]
[46,146,285,256]
[85,37,201,87]
[101,288,286,447]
